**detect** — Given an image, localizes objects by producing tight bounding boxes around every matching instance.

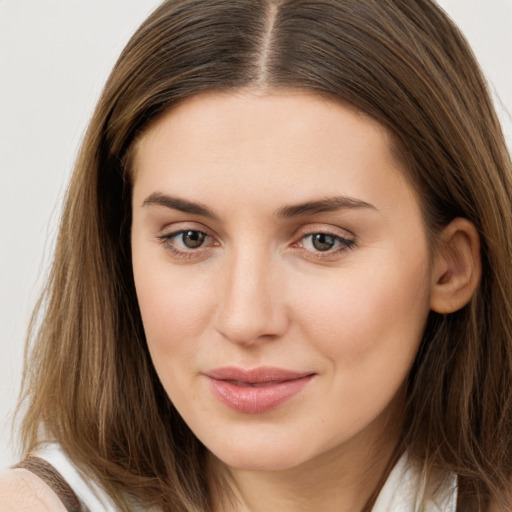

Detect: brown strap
[14,456,83,512]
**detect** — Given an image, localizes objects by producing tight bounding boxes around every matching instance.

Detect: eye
[307,233,338,251]
[177,230,207,249]
[157,229,214,256]
[298,231,355,255]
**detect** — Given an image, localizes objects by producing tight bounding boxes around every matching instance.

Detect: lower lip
[207,375,314,414]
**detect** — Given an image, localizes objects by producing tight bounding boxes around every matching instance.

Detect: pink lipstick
[205,367,315,414]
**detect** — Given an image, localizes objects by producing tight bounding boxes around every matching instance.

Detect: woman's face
[131,90,434,471]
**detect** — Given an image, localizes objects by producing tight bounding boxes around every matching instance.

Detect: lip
[205,367,315,414]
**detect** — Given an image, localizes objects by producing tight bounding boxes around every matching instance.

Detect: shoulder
[0,468,67,511]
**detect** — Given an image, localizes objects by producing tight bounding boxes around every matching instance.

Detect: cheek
[293,253,432,370]
[131,249,213,362]
[284,256,432,445]
[132,263,218,408]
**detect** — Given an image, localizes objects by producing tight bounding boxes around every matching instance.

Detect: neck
[208,402,403,512]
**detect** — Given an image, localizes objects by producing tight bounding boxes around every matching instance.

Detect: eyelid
[157,221,217,240]
[292,223,355,242]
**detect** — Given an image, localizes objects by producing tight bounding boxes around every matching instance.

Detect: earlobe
[429,218,481,314]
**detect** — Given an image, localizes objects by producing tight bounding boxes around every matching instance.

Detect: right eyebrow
[141,192,219,220]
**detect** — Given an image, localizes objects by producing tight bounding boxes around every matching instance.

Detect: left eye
[301,233,352,252]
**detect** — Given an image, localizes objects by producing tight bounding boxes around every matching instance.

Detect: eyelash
[157,228,355,260]
[157,230,217,260]
[294,232,355,259]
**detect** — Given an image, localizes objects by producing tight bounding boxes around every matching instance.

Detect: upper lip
[205,366,315,384]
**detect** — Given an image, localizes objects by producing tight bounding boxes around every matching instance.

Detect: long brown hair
[19,1,512,510]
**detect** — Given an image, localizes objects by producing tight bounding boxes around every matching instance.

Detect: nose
[214,248,289,346]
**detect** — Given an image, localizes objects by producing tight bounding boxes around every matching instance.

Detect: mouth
[223,380,291,387]
[204,367,316,414]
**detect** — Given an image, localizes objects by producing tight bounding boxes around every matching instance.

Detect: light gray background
[1,0,511,469]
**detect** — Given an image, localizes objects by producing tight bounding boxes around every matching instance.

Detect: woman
[1,0,511,510]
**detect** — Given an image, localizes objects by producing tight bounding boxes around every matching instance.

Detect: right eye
[172,230,207,249]
[157,229,215,258]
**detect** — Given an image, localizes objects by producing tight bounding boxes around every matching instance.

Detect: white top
[35,444,457,511]
[35,444,119,512]
[372,451,457,511]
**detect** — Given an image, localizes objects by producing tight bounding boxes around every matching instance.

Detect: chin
[213,448,307,472]
[204,430,330,473]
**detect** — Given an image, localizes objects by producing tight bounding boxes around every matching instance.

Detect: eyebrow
[142,192,375,220]
[276,196,376,217]
[142,192,218,219]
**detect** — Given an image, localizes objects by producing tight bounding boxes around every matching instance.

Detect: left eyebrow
[276,196,376,218]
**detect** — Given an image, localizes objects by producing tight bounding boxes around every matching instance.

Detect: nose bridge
[214,242,287,344]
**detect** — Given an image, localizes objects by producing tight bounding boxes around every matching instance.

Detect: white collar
[372,452,457,511]
[37,443,457,512]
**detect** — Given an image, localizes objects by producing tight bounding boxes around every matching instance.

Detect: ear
[429,218,481,314]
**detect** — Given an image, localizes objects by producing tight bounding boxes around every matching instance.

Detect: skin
[130,89,440,511]
[0,469,67,512]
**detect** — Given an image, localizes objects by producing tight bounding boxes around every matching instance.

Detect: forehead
[133,89,391,166]
[131,89,419,220]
